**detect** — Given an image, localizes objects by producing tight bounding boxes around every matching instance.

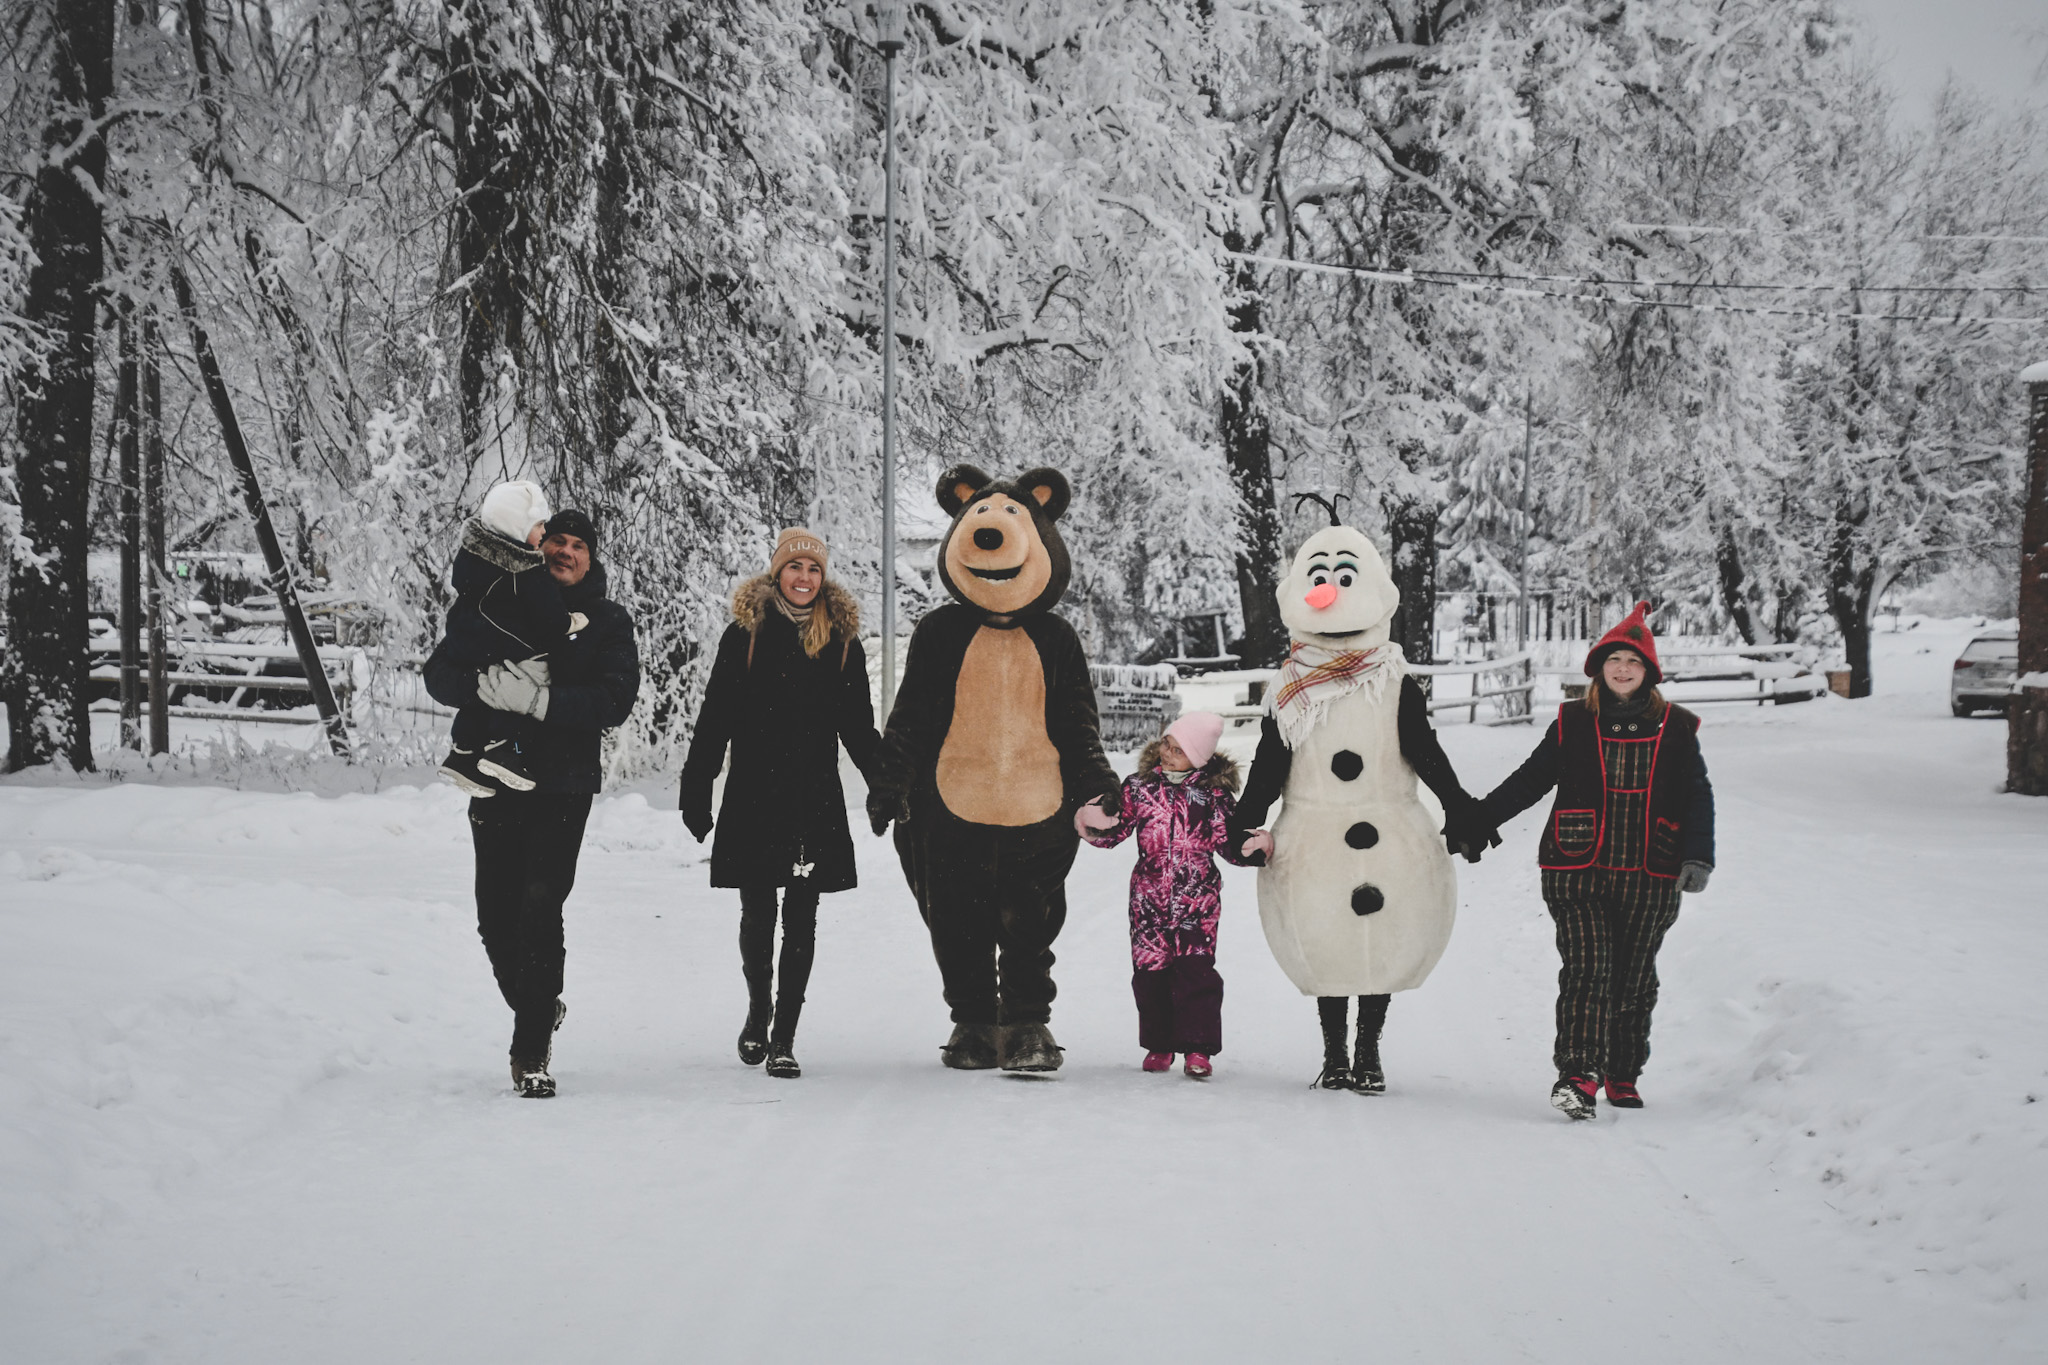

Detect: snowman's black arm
[1397,675,1476,814]
[1231,714,1292,833]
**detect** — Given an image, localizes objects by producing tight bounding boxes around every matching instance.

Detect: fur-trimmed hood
[1133,739,1240,794]
[459,517,545,575]
[731,574,861,659]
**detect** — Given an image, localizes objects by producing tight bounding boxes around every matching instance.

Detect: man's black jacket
[425,560,640,794]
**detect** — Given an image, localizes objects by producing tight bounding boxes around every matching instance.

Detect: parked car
[1951,630,2018,716]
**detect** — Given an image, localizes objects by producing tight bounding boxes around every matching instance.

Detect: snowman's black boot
[1351,993,1389,1094]
[1314,996,1351,1090]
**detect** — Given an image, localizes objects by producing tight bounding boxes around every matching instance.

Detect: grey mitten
[1677,860,1713,894]
[477,658,551,719]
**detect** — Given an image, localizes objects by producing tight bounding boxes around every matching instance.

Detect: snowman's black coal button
[1351,883,1385,916]
[1345,821,1380,849]
[1330,750,1363,781]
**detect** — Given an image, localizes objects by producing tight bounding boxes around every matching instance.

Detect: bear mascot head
[934,464,1072,620]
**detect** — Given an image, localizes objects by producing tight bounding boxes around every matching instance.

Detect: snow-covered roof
[2021,360,2048,384]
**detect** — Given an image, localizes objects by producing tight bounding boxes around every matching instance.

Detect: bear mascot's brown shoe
[866,466,1120,1074]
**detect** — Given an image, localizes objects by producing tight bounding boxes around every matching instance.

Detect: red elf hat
[1584,600,1662,685]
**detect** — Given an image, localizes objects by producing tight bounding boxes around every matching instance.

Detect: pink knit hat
[1164,712,1224,768]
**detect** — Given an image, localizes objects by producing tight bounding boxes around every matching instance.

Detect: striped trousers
[1540,867,1682,1081]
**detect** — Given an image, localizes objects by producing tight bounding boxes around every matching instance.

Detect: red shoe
[1184,1053,1213,1079]
[1604,1078,1643,1108]
[1142,1051,1173,1072]
[1550,1072,1599,1120]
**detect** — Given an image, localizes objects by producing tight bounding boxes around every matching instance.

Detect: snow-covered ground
[3,621,2044,1362]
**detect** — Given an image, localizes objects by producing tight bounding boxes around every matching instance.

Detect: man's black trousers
[469,792,593,1065]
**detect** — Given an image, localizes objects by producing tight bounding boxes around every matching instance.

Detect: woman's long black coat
[679,578,879,892]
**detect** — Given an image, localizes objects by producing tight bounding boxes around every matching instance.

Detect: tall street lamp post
[877,2,905,717]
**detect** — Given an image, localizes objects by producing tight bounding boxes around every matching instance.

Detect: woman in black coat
[679,529,879,1078]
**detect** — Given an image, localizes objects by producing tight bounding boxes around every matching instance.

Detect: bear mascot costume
[867,465,1120,1073]
[1231,496,1493,1093]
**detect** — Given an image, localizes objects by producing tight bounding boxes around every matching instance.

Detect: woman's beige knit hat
[769,527,828,580]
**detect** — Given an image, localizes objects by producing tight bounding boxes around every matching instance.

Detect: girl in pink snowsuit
[1077,713,1271,1078]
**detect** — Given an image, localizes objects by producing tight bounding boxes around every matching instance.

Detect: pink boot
[1142,1051,1173,1072]
[1184,1053,1213,1079]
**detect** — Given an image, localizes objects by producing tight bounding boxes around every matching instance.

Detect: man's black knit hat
[544,508,599,555]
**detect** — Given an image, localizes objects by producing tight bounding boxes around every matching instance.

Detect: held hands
[1239,828,1274,863]
[477,658,551,719]
[867,789,911,837]
[1441,800,1502,864]
[1677,861,1713,894]
[1075,797,1121,839]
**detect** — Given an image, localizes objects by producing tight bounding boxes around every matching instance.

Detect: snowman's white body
[1252,522,1459,997]
[1258,652,1458,995]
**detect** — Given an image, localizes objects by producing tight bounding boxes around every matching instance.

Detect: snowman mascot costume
[1231,497,1493,1092]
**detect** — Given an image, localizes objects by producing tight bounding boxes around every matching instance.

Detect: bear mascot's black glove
[867,789,912,837]
[681,806,713,844]
[1096,783,1122,817]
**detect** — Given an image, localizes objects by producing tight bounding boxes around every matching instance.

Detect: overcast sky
[1834,0,2047,117]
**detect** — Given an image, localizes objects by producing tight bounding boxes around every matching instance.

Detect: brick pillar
[2011,363,2048,795]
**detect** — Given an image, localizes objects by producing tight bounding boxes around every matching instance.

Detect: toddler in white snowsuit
[435,481,587,796]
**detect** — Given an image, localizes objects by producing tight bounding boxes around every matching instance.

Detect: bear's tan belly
[937,626,1062,826]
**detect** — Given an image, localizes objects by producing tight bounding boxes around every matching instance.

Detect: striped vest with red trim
[1537,702,1701,879]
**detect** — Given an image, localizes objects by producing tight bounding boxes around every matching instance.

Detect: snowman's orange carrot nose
[1305,582,1339,609]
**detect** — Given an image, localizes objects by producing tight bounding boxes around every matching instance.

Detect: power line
[1231,252,2048,326]
[1616,222,2048,246]
[1385,265,2043,296]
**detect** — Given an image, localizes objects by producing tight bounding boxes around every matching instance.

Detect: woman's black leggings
[739,883,820,1046]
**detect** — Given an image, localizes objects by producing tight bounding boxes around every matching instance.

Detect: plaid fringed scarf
[1270,641,1399,749]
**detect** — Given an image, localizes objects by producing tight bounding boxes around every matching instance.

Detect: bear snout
[973,526,1005,551]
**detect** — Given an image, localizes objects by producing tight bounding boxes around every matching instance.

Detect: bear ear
[937,464,993,515]
[1014,467,1070,521]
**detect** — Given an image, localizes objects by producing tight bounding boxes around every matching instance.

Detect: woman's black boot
[1351,994,1389,1094]
[764,995,804,1078]
[737,885,777,1065]
[738,1006,770,1066]
[1314,997,1351,1089]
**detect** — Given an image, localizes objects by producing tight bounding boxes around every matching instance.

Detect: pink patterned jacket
[1083,765,1254,970]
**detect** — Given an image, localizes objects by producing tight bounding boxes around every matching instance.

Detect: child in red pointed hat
[1466,600,1717,1120]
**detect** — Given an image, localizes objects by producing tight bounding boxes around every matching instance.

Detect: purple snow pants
[1132,956,1224,1055]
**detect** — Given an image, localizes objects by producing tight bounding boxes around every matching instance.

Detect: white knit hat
[478,481,553,544]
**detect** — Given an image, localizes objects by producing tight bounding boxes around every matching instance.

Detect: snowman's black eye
[1310,571,1330,586]
[1337,572,1354,587]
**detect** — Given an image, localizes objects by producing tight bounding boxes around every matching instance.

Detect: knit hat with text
[769,528,829,581]
[544,508,600,556]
